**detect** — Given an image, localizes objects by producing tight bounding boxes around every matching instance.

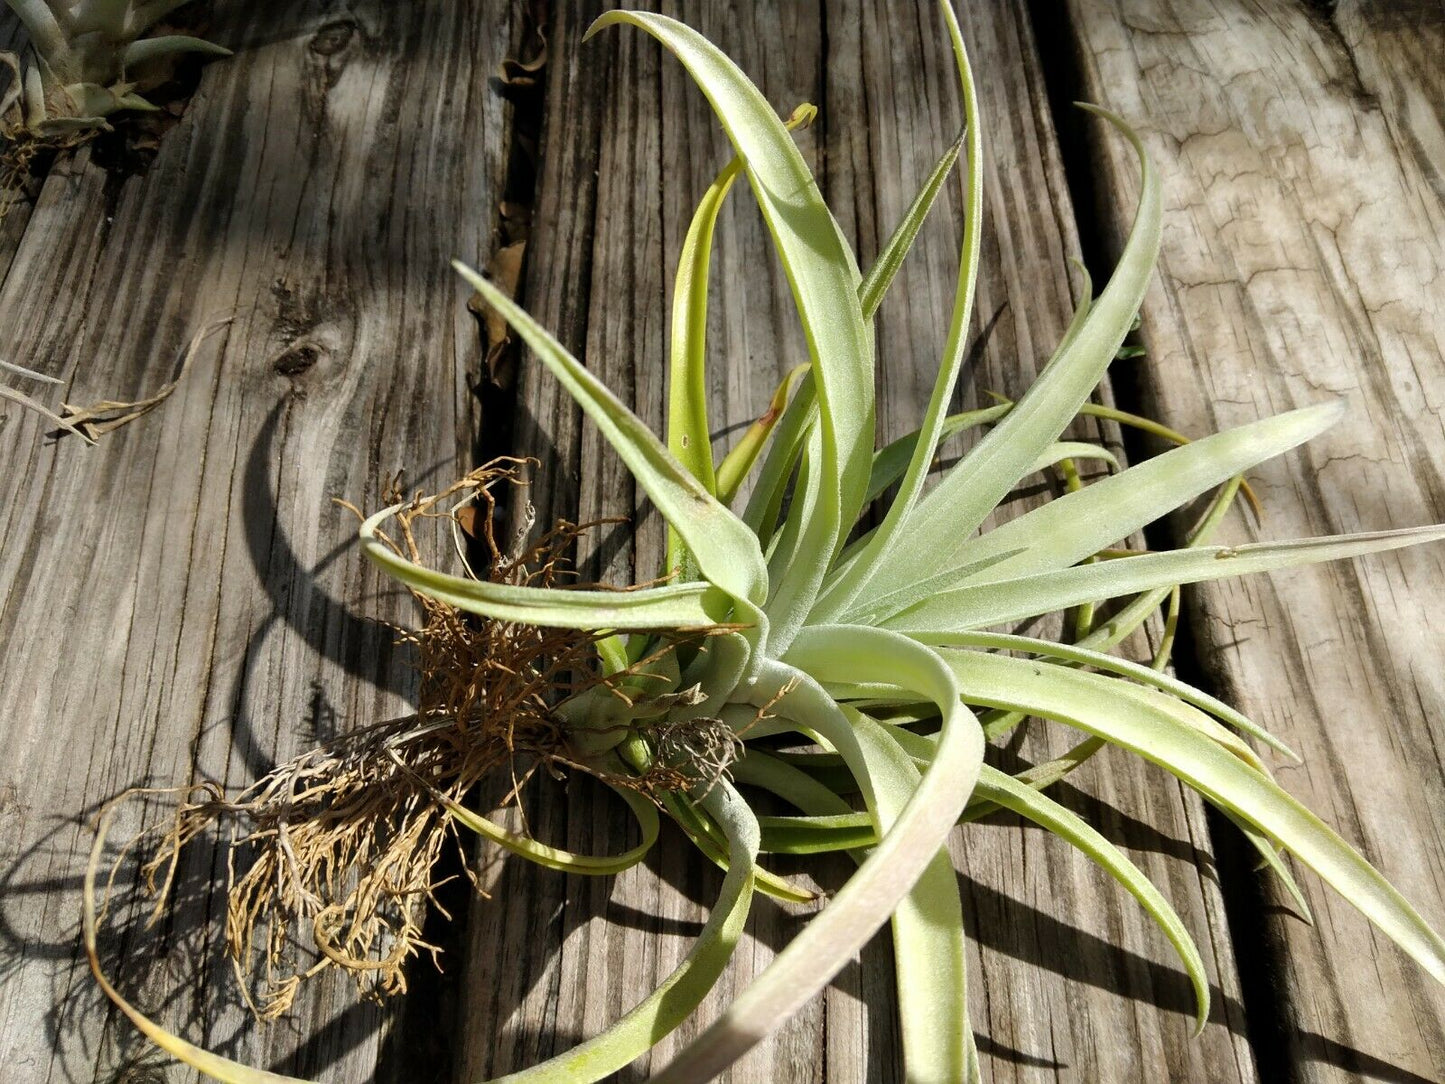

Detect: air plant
[1,0,230,142]
[85,4,1445,1083]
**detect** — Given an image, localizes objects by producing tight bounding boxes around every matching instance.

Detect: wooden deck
[0,2,1441,1081]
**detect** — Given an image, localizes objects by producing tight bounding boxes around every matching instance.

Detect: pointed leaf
[853,713,973,1081]
[859,128,966,320]
[122,35,232,69]
[914,629,1296,760]
[847,105,1162,618]
[716,362,810,504]
[661,790,816,904]
[862,403,1009,507]
[862,401,1342,620]
[741,368,816,546]
[667,102,816,508]
[588,11,874,652]
[435,779,659,875]
[886,524,1445,633]
[654,628,983,1081]
[812,2,982,622]
[882,732,1210,1035]
[361,504,726,630]
[1031,440,1120,475]
[8,1,69,69]
[975,763,1209,1033]
[492,781,761,1082]
[455,262,767,607]
[941,649,1445,984]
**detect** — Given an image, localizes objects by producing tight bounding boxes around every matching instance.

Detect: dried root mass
[127,462,631,1018]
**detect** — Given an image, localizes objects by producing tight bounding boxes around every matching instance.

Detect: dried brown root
[645,715,744,799]
[0,136,39,221]
[142,716,495,1017]
[127,461,684,1019]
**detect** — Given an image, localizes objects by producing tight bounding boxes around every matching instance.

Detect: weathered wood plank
[1062,0,1445,1079]
[457,4,830,1080]
[827,3,1253,1080]
[459,2,1255,1081]
[0,3,512,1081]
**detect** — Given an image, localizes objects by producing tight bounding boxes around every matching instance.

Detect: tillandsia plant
[84,4,1445,1083]
[1,0,229,143]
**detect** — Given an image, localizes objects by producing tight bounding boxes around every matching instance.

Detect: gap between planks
[1048,0,1445,1081]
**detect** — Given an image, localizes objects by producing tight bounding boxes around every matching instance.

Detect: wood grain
[827,3,1253,1080]
[0,3,511,1081]
[457,4,831,1081]
[4,1,1438,1081]
[1062,0,1445,1080]
[459,2,1254,1081]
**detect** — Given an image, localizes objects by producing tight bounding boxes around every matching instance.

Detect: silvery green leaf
[847,105,1161,619]
[812,0,982,625]
[740,367,816,547]
[715,362,809,506]
[974,763,1209,1033]
[361,504,726,630]
[915,629,1297,759]
[8,1,69,68]
[667,105,817,533]
[1029,440,1120,476]
[860,403,1008,508]
[122,35,233,69]
[455,262,768,609]
[435,777,659,875]
[62,81,120,116]
[24,64,46,127]
[858,128,966,321]
[587,12,874,652]
[69,0,130,36]
[857,401,1342,621]
[492,781,761,1083]
[939,649,1445,985]
[113,92,159,112]
[888,726,1210,1035]
[1,52,24,119]
[853,713,974,1082]
[125,1,196,37]
[884,524,1445,633]
[660,790,816,904]
[654,627,983,1081]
